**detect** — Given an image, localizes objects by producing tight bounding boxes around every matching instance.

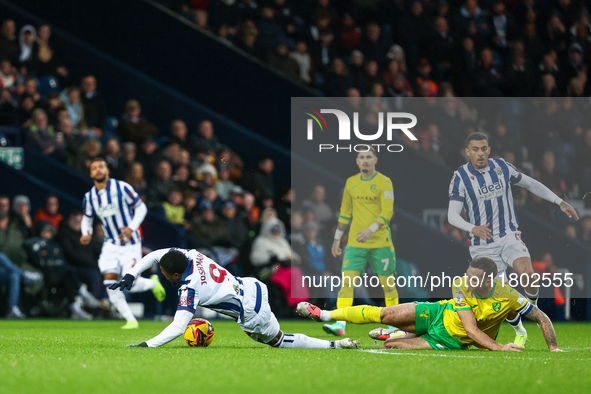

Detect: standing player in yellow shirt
[324,147,399,336]
[298,257,562,352]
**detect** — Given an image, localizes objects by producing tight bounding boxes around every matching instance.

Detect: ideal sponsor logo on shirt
[477,181,504,201]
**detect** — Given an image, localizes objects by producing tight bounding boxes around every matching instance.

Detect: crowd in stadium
[2,0,591,320]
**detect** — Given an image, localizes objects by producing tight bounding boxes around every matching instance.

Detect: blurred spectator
[268,42,300,81]
[472,48,503,96]
[504,54,535,96]
[116,99,158,144]
[136,137,160,180]
[173,165,197,191]
[0,196,34,273]
[60,86,85,130]
[536,151,567,197]
[0,251,35,319]
[183,189,199,226]
[302,184,332,226]
[73,138,101,175]
[118,142,137,180]
[10,195,34,239]
[565,223,577,239]
[250,217,291,279]
[0,59,15,89]
[31,25,68,78]
[579,215,591,244]
[242,156,275,203]
[216,163,235,200]
[200,185,224,213]
[574,129,591,206]
[256,5,286,53]
[429,17,456,83]
[191,119,225,154]
[103,138,123,178]
[124,162,147,200]
[242,191,260,228]
[290,41,314,86]
[220,200,250,257]
[0,20,19,64]
[26,108,66,160]
[398,0,429,66]
[25,221,94,319]
[146,160,174,210]
[169,119,193,153]
[17,25,35,71]
[236,22,265,60]
[190,200,238,268]
[298,221,336,303]
[162,188,186,225]
[33,195,63,230]
[359,22,390,64]
[275,188,293,233]
[55,210,106,304]
[418,130,445,163]
[310,28,337,75]
[80,75,107,133]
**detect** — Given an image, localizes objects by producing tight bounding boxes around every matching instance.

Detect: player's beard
[93,175,107,183]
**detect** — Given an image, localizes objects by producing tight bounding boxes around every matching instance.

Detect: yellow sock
[336,270,358,310]
[380,275,399,306]
[329,305,383,324]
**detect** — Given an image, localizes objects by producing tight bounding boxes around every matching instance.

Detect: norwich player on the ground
[298,257,563,352]
[326,147,399,336]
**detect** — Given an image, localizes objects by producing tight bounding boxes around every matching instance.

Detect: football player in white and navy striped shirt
[80,158,166,329]
[110,248,359,349]
[448,133,579,346]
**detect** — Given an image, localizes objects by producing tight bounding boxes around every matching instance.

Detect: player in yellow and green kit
[325,147,399,336]
[298,257,563,352]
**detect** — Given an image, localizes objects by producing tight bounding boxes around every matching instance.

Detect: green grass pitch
[1,320,590,394]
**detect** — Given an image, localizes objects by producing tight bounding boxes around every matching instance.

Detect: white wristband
[334,229,344,240]
[368,223,380,233]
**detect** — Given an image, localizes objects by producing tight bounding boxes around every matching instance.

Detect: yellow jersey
[337,171,394,249]
[442,279,533,346]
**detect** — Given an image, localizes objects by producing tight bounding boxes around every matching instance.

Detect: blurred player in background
[298,257,563,352]
[327,147,398,336]
[80,158,165,329]
[112,248,359,349]
[447,133,578,346]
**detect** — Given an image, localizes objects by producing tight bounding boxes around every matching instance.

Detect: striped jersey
[449,158,522,246]
[83,178,142,245]
[157,248,245,323]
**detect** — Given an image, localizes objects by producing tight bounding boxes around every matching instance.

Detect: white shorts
[469,231,531,278]
[239,277,280,344]
[97,241,143,275]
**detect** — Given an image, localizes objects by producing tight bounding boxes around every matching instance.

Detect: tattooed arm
[523,305,563,352]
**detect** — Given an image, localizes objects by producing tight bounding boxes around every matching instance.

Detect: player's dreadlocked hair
[469,256,498,279]
[160,250,190,275]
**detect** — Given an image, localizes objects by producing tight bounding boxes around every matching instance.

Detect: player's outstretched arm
[515,174,579,221]
[130,309,194,348]
[522,305,562,351]
[457,310,523,351]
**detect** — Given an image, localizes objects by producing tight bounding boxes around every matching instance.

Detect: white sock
[524,289,539,306]
[129,277,156,293]
[506,314,527,336]
[319,310,331,322]
[275,333,335,349]
[104,280,137,323]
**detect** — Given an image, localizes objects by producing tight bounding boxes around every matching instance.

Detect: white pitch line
[361,349,591,361]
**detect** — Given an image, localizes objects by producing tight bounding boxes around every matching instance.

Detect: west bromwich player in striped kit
[81,158,165,329]
[447,133,578,346]
[111,248,360,349]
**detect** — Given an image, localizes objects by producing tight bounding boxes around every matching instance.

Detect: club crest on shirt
[492,302,501,312]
